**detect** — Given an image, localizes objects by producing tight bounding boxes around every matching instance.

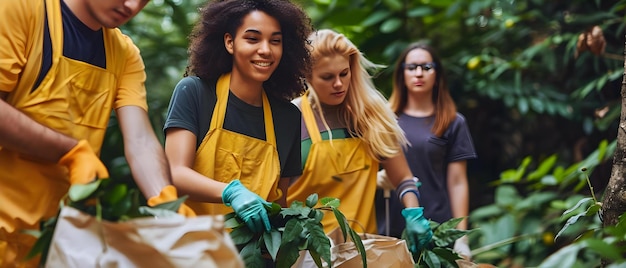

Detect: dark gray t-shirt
[376,113,477,237]
[163,76,302,178]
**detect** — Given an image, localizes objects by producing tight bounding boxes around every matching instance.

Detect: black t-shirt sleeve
[163,76,215,147]
[446,114,478,162]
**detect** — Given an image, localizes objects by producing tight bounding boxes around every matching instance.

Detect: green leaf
[538,244,583,268]
[562,197,593,218]
[230,226,254,245]
[407,6,433,17]
[240,241,264,268]
[320,197,340,208]
[263,229,282,261]
[422,249,442,268]
[527,154,557,181]
[555,212,587,241]
[150,195,188,212]
[281,219,304,246]
[361,10,391,27]
[101,183,128,205]
[267,202,282,216]
[25,223,55,261]
[380,18,402,33]
[585,203,601,217]
[224,214,242,229]
[431,247,461,266]
[305,193,319,208]
[347,228,367,268]
[333,209,350,242]
[68,180,102,202]
[275,241,302,268]
[583,238,624,261]
[138,206,179,218]
[308,250,325,268]
[304,221,331,265]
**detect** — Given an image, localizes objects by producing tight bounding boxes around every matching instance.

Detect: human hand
[58,140,109,184]
[147,185,197,217]
[376,169,395,191]
[402,207,433,254]
[453,235,471,260]
[222,180,271,233]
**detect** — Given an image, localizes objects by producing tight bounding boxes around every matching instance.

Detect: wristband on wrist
[396,177,420,201]
[399,189,420,200]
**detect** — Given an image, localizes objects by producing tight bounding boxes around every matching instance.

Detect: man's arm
[0,93,76,161]
[116,105,172,199]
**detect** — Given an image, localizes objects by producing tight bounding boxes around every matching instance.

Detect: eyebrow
[243,29,282,36]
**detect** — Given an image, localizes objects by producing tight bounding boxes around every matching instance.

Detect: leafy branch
[225,193,367,268]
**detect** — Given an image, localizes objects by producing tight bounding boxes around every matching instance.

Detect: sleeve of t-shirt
[114,31,148,111]
[281,103,303,178]
[447,113,478,162]
[0,0,34,92]
[163,76,203,138]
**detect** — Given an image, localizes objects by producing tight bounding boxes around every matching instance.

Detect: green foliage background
[100,0,626,266]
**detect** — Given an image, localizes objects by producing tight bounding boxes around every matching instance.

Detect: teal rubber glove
[222,180,271,233]
[402,207,433,254]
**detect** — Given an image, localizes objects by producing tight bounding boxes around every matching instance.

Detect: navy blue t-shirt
[376,113,477,238]
[34,0,105,91]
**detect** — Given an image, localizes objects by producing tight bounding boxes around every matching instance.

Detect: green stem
[96,197,102,221]
[471,234,534,256]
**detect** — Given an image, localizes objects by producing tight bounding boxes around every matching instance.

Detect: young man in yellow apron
[0,0,191,266]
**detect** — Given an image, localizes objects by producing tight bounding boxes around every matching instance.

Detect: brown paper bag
[45,206,244,268]
[293,228,414,268]
[327,228,414,268]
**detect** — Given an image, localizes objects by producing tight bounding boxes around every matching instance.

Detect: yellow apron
[186,73,282,215]
[0,0,124,266]
[287,93,379,234]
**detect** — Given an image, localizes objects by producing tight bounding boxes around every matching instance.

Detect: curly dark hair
[185,0,313,101]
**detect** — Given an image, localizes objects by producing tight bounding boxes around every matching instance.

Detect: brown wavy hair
[185,0,313,101]
[388,42,457,137]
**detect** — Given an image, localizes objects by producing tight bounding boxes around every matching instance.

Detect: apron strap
[301,91,322,143]
[211,73,276,146]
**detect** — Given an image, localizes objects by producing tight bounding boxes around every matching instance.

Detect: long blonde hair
[306,29,407,160]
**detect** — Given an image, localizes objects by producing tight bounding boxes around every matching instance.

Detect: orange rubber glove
[147,185,196,217]
[58,140,109,185]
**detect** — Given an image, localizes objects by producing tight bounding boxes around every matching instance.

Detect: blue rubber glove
[222,180,271,233]
[402,207,433,254]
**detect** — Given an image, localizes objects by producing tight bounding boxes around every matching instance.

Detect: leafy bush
[225,194,367,268]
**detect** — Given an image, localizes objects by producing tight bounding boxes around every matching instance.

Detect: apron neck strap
[301,91,322,143]
[211,73,276,146]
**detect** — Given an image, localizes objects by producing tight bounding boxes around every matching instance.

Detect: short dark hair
[186,0,313,100]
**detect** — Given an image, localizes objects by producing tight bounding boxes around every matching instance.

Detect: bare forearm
[170,166,227,203]
[0,98,76,161]
[449,182,469,230]
[125,137,172,198]
[448,161,470,230]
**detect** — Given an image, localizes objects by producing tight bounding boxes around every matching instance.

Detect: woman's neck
[229,72,264,107]
[404,91,434,117]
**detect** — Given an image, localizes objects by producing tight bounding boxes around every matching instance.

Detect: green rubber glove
[402,207,433,254]
[222,180,271,233]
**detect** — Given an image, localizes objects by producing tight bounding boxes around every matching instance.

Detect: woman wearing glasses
[376,41,477,259]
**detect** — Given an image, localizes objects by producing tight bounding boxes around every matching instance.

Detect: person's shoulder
[174,76,215,94]
[454,112,468,122]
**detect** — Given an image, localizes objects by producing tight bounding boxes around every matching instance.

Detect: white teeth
[254,62,271,67]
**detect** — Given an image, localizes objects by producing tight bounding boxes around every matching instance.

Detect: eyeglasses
[402,62,436,72]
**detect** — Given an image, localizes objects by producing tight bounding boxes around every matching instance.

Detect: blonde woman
[287,29,432,254]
